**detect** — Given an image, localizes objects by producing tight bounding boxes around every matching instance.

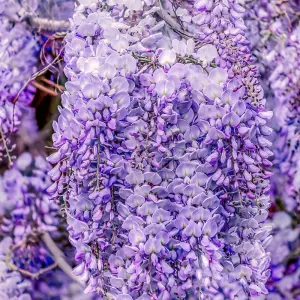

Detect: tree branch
[3,11,70,33]
[155,0,193,38]
[13,45,65,105]
[5,239,57,279]
[0,126,13,167]
[28,17,69,32]
[5,232,83,285]
[31,80,59,97]
[41,232,83,285]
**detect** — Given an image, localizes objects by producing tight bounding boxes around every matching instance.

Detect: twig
[41,232,83,285]
[5,239,57,279]
[40,32,66,67]
[31,81,58,96]
[180,56,210,75]
[8,261,57,279]
[133,52,153,63]
[14,48,64,102]
[3,11,70,33]
[95,136,101,191]
[28,17,69,32]
[13,46,65,105]
[40,77,65,93]
[0,126,13,167]
[155,0,193,38]
[12,46,65,129]
[45,146,59,150]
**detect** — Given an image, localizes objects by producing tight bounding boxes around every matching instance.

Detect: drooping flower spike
[0,153,59,276]
[0,1,38,165]
[47,0,273,298]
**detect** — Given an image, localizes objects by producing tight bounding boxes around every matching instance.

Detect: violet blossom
[0,153,59,275]
[47,0,274,298]
[0,0,37,164]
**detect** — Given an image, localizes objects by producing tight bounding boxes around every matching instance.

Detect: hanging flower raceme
[161,0,274,295]
[0,0,38,165]
[212,210,299,300]
[0,151,98,300]
[267,25,300,211]
[47,0,273,298]
[32,268,98,300]
[165,0,265,107]
[245,1,300,126]
[243,0,300,212]
[0,152,59,276]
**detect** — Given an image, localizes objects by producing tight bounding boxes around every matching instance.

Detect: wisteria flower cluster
[0,0,37,165]
[0,153,59,275]
[45,0,274,298]
[0,0,298,299]
[243,0,300,210]
[241,1,300,299]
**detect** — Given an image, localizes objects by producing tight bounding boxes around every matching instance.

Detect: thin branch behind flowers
[12,46,65,129]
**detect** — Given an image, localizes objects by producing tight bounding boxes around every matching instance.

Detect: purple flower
[46,0,274,298]
[0,4,38,163]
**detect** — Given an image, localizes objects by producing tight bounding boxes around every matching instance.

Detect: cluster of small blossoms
[212,209,299,300]
[0,152,59,274]
[0,237,32,300]
[242,0,299,52]
[0,0,37,163]
[47,0,273,298]
[260,211,299,300]
[164,0,265,107]
[244,0,300,125]
[37,0,75,21]
[16,107,40,149]
[32,269,98,300]
[241,3,300,299]
[268,24,300,210]
[242,0,300,211]
[159,0,274,295]
[162,2,274,293]
[0,151,99,300]
[271,124,300,212]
